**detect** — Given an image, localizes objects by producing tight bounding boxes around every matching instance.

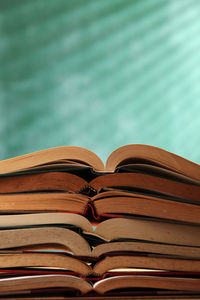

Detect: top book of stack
[0,144,200,179]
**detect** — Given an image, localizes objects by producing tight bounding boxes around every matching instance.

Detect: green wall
[1,0,200,163]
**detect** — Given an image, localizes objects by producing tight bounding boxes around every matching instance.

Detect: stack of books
[0,144,199,299]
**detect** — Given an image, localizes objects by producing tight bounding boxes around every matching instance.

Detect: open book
[0,144,200,181]
[0,274,200,296]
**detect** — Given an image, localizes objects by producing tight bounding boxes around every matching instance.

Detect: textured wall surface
[1,0,200,163]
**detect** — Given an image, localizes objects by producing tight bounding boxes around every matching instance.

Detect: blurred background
[1,0,200,163]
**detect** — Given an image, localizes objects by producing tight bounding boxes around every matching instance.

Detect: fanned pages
[0,227,91,256]
[94,275,200,294]
[0,146,104,174]
[0,172,87,194]
[0,253,91,276]
[0,275,92,295]
[105,144,200,180]
[93,256,200,275]
[0,213,92,232]
[0,275,200,295]
[90,173,200,203]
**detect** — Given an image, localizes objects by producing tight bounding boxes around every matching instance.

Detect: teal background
[1,0,200,163]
